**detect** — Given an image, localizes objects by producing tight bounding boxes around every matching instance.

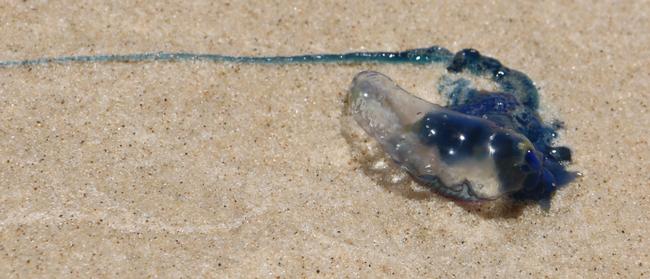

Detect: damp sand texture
[1,1,649,278]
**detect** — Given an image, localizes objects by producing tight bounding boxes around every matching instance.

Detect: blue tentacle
[0,46,453,68]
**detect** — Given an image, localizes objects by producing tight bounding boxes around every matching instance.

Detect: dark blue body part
[416,111,494,164]
[440,73,575,202]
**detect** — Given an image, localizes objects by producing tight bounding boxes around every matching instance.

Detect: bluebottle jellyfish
[347,49,575,206]
[0,46,575,205]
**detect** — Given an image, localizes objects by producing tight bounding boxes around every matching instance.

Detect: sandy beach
[1,1,648,277]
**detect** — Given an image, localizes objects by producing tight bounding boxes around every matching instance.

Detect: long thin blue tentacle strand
[0,46,453,68]
[0,46,538,109]
[0,46,540,111]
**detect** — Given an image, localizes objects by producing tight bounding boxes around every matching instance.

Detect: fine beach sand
[1,1,648,277]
